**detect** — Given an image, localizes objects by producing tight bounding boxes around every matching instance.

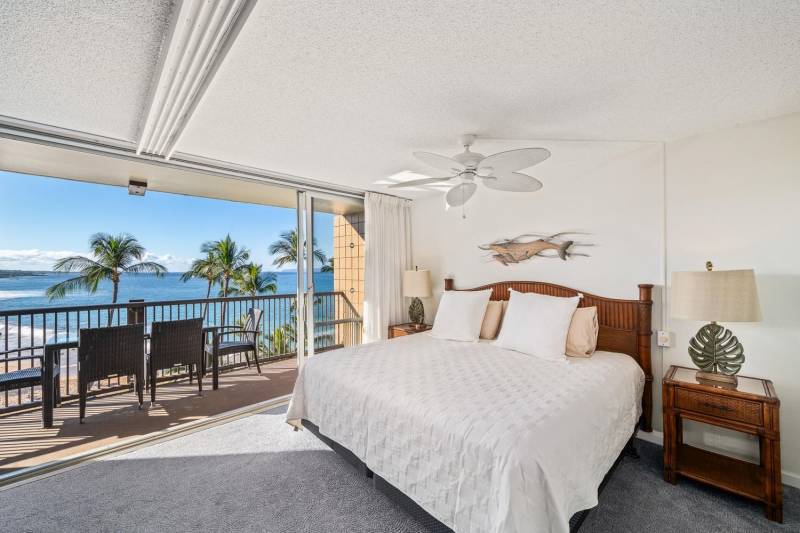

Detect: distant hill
[0,270,51,278]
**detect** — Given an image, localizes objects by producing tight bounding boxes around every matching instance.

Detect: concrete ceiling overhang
[1,1,799,199]
[0,135,363,215]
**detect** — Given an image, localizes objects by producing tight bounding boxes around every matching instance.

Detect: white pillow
[431,289,492,342]
[494,289,580,361]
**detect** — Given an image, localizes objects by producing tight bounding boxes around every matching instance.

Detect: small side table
[388,323,432,339]
[663,365,782,522]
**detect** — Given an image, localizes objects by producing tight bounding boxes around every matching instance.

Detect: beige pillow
[479,301,505,339]
[566,306,599,357]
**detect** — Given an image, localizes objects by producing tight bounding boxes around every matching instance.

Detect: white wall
[664,112,800,482]
[410,113,800,485]
[411,139,664,305]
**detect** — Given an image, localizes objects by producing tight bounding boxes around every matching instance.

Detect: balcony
[0,292,361,476]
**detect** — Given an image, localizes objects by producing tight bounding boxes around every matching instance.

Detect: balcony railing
[0,292,362,411]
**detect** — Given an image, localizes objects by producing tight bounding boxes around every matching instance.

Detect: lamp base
[688,322,745,376]
[696,370,738,389]
[408,297,425,325]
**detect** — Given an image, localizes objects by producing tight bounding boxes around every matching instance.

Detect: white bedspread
[286,333,643,533]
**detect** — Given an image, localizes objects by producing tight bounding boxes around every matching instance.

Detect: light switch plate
[657,330,671,347]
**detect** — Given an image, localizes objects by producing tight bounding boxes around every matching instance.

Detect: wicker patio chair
[148,318,204,402]
[78,324,145,423]
[0,350,61,424]
[204,307,263,390]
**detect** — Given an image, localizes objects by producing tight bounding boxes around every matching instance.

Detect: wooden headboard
[444,278,654,432]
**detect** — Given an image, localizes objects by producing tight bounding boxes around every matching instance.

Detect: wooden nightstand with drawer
[663,365,782,522]
[388,323,432,339]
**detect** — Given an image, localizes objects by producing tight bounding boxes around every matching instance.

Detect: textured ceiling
[175,0,800,192]
[1,1,799,195]
[0,0,174,140]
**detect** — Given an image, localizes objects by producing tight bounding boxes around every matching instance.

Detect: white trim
[296,191,308,369]
[0,114,134,148]
[636,430,800,489]
[636,429,664,446]
[785,470,800,490]
[304,193,316,357]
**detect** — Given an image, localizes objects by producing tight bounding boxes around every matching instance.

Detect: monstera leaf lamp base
[689,322,744,387]
[408,297,425,326]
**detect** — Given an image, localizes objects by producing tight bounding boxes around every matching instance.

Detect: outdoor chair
[204,307,263,390]
[148,318,204,402]
[78,324,145,423]
[0,350,61,424]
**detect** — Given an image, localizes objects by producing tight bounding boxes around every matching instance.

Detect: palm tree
[201,235,250,298]
[321,257,334,273]
[47,233,166,322]
[268,230,326,269]
[268,323,296,355]
[180,251,220,318]
[230,263,277,296]
[201,235,250,325]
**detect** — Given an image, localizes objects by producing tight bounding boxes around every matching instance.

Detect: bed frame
[302,278,654,532]
[445,278,654,432]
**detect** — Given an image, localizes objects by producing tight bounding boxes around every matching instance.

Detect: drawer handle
[702,401,733,412]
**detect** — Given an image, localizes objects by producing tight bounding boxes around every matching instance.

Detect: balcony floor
[0,358,298,475]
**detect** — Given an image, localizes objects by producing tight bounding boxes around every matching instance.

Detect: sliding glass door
[295,191,364,368]
[295,191,312,368]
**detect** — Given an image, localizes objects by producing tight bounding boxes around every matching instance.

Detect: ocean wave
[0,290,43,300]
[0,323,56,349]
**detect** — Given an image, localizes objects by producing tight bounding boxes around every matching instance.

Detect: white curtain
[363,191,412,342]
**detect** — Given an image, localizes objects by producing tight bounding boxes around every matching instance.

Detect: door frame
[295,191,315,369]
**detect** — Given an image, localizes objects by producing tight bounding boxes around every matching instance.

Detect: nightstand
[388,323,432,339]
[663,365,782,522]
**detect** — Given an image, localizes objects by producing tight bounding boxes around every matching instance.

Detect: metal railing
[0,292,362,411]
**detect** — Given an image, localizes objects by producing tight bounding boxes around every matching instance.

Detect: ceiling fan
[390,134,550,207]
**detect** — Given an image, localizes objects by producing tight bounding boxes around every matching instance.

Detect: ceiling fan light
[453,151,485,167]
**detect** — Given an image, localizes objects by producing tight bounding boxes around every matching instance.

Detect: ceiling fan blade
[445,182,477,207]
[413,151,467,173]
[482,172,543,192]
[477,148,550,173]
[388,176,453,188]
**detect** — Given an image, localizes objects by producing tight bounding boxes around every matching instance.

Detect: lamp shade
[671,269,762,322]
[403,269,432,298]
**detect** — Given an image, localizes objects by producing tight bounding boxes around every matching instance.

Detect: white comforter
[286,333,643,533]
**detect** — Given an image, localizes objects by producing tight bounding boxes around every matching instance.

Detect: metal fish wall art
[478,232,593,266]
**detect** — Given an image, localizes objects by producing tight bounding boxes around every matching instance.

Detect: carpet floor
[0,405,796,533]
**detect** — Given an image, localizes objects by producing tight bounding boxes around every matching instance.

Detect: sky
[0,171,333,272]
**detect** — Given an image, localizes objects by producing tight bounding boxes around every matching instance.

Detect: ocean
[0,271,334,352]
[0,271,332,311]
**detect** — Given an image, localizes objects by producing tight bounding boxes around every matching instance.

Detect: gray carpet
[0,405,796,533]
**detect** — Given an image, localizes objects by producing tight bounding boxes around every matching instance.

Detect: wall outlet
[657,330,672,347]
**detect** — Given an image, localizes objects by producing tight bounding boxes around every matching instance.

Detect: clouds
[0,249,84,270]
[0,247,291,274]
[141,252,191,272]
[0,249,192,272]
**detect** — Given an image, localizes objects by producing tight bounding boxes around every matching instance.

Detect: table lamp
[403,268,432,327]
[671,261,762,387]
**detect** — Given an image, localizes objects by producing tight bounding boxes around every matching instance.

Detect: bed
[287,279,654,533]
